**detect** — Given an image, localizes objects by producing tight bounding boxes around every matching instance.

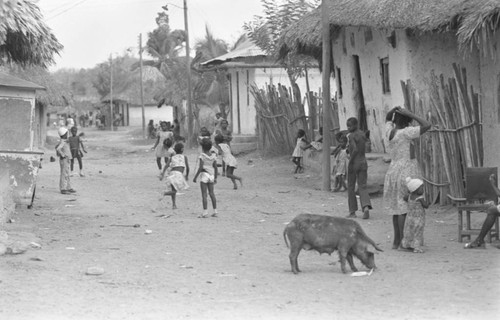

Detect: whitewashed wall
[228,66,328,135]
[129,104,173,126]
[479,32,500,170]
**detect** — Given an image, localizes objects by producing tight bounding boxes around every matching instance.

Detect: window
[380,57,390,94]
[336,67,343,99]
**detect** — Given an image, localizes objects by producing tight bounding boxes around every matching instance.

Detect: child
[215,119,232,176]
[68,126,87,177]
[55,127,76,195]
[151,121,174,175]
[159,142,189,209]
[310,127,324,151]
[401,177,428,253]
[291,129,309,174]
[193,139,218,218]
[346,117,372,219]
[331,133,348,192]
[214,134,243,190]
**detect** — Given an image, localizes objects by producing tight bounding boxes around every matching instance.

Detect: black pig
[283,213,383,274]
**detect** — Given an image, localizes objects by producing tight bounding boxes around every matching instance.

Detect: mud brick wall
[0,98,32,150]
[0,168,15,225]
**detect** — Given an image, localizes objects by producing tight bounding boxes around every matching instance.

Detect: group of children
[155,117,243,218]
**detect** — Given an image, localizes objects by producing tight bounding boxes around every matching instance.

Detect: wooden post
[321,0,332,191]
[184,0,193,147]
[139,33,146,138]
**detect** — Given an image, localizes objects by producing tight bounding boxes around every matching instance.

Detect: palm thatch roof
[279,0,500,60]
[200,37,267,69]
[0,0,63,68]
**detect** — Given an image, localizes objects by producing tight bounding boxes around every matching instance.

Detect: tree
[0,0,62,68]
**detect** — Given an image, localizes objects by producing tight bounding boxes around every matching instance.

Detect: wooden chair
[448,167,500,243]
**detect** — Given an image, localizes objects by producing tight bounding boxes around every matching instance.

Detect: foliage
[92,54,136,100]
[0,0,63,68]
[243,0,319,83]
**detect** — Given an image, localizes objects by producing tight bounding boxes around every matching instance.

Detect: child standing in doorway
[401,177,428,253]
[159,142,190,209]
[346,117,372,219]
[68,126,87,177]
[193,138,218,218]
[214,134,243,189]
[291,129,309,174]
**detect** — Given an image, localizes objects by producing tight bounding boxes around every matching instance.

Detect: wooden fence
[402,63,482,204]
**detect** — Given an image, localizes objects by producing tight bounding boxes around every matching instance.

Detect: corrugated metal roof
[0,72,45,91]
[201,37,266,66]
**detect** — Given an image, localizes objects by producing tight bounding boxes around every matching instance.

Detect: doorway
[352,55,368,131]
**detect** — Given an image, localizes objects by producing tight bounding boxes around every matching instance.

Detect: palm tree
[0,0,63,68]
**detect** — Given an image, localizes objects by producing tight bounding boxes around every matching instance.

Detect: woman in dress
[383,107,431,249]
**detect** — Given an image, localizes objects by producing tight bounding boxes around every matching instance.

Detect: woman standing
[151,121,174,174]
[383,106,431,250]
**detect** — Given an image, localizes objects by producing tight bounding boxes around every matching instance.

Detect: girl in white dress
[159,142,189,209]
[193,139,218,218]
[215,134,243,189]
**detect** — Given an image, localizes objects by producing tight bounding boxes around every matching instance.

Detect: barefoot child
[401,177,428,253]
[68,126,87,177]
[214,134,242,189]
[151,121,174,175]
[215,119,232,176]
[193,139,218,218]
[159,142,189,209]
[292,129,309,174]
[331,133,348,192]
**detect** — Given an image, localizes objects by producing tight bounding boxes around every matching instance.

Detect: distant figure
[147,120,155,139]
[55,127,76,195]
[66,116,75,131]
[172,119,184,142]
[68,126,87,177]
[159,142,190,209]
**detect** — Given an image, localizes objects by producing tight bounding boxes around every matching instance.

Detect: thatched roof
[0,0,63,68]
[200,37,267,69]
[279,0,500,60]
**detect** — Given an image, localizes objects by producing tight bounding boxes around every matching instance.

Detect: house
[200,37,327,136]
[0,72,45,222]
[278,0,500,171]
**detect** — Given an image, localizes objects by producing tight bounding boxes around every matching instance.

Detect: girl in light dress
[151,121,174,175]
[214,134,242,190]
[159,143,189,209]
[291,129,309,174]
[193,138,218,218]
[331,133,348,192]
[401,177,428,253]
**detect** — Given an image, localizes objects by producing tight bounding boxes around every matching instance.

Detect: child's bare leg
[333,176,340,192]
[198,183,209,217]
[156,158,162,170]
[222,160,226,176]
[164,186,177,209]
[207,183,217,217]
[226,167,242,189]
[341,175,348,191]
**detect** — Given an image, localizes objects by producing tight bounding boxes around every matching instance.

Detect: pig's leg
[338,248,349,273]
[287,231,303,274]
[346,252,358,272]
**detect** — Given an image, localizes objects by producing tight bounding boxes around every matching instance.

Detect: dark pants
[347,160,372,213]
[474,205,500,244]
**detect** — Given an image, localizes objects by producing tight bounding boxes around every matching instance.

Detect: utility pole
[139,33,146,138]
[321,0,332,191]
[110,54,114,132]
[184,0,193,147]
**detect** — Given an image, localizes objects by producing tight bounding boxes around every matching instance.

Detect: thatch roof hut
[278,0,500,60]
[0,0,63,68]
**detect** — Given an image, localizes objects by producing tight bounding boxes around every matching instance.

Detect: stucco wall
[480,32,500,170]
[333,27,410,152]
[129,105,173,126]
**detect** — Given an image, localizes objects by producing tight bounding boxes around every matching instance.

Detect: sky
[38,0,265,70]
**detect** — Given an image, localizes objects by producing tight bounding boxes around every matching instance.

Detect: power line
[46,0,90,20]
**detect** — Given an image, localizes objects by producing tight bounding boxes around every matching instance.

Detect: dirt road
[1,127,499,320]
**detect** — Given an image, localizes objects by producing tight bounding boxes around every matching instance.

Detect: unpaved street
[1,127,499,320]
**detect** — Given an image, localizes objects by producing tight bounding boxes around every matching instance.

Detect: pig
[283,213,383,274]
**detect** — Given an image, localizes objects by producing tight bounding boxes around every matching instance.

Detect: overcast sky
[38,0,265,70]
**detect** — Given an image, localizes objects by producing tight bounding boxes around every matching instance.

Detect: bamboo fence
[401,63,483,204]
[251,83,310,156]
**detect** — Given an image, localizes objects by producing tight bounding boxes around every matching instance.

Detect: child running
[159,142,189,209]
[214,134,243,189]
[401,177,429,253]
[68,126,87,177]
[193,138,218,218]
[291,129,309,174]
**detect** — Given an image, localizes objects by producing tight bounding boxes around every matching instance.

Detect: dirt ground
[1,127,499,320]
